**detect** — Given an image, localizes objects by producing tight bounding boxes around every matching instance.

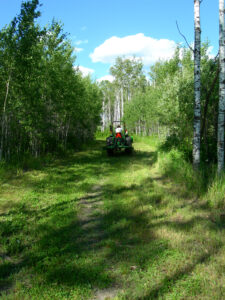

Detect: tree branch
[176,21,194,52]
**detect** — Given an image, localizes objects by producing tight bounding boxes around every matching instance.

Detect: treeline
[0,0,102,161]
[101,45,219,162]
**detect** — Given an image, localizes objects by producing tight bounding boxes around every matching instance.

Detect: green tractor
[104,121,133,155]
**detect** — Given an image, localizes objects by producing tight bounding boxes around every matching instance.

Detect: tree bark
[101,96,105,132]
[193,0,201,170]
[121,87,124,118]
[0,75,11,160]
[218,0,225,173]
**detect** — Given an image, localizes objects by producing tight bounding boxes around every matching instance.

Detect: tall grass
[205,174,225,209]
[157,142,225,210]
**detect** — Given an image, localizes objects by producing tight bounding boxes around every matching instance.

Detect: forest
[0,0,102,161]
[0,1,224,299]
[101,46,218,163]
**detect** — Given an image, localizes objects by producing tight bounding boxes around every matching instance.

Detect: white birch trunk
[0,75,10,160]
[114,91,120,121]
[193,0,201,170]
[114,94,117,121]
[121,87,124,118]
[117,92,121,121]
[108,97,111,124]
[101,97,105,132]
[128,84,131,102]
[218,0,225,173]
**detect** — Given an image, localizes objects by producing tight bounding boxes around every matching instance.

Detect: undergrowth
[158,140,225,210]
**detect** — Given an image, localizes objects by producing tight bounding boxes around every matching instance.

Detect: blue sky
[0,0,219,81]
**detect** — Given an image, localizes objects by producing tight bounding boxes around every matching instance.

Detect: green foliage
[100,56,147,131]
[0,0,102,161]
[158,147,203,195]
[159,133,192,162]
[158,139,225,211]
[110,56,147,93]
[119,44,219,164]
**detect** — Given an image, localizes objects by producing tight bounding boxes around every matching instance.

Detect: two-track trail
[75,138,224,300]
[0,138,224,300]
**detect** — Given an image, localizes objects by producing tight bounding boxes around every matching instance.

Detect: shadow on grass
[25,202,167,291]
[0,141,160,295]
[0,201,166,293]
[136,248,220,300]
[153,213,225,233]
[1,140,223,299]
[105,149,158,167]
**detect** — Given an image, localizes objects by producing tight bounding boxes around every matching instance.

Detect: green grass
[0,137,224,299]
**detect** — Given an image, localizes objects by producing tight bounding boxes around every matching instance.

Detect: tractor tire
[106,136,114,146]
[125,136,132,146]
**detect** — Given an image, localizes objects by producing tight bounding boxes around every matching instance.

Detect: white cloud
[74,47,83,53]
[81,26,87,31]
[77,66,94,77]
[90,33,177,65]
[75,39,88,45]
[207,46,216,59]
[97,75,114,83]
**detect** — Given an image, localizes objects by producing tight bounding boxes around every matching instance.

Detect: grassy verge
[0,141,108,299]
[157,145,225,210]
[0,137,224,299]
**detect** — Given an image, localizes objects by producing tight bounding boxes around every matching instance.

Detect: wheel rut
[78,185,120,300]
[78,185,105,248]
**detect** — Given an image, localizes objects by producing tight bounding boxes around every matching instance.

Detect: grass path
[0,138,224,299]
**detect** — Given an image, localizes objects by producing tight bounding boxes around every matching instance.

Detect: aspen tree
[218,0,225,173]
[193,0,201,169]
[110,57,145,120]
[0,0,102,160]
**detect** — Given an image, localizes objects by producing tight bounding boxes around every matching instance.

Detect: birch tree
[110,57,145,119]
[0,24,16,160]
[218,0,225,173]
[193,0,201,169]
[99,80,115,131]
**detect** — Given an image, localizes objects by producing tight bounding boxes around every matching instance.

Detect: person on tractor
[115,125,122,138]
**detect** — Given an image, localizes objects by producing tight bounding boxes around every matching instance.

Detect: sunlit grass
[0,137,224,299]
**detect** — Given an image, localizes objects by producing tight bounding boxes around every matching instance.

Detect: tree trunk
[108,97,112,124]
[114,92,120,121]
[0,75,11,160]
[218,0,225,173]
[128,84,131,102]
[117,92,120,121]
[121,87,124,118]
[101,96,105,132]
[193,0,201,170]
